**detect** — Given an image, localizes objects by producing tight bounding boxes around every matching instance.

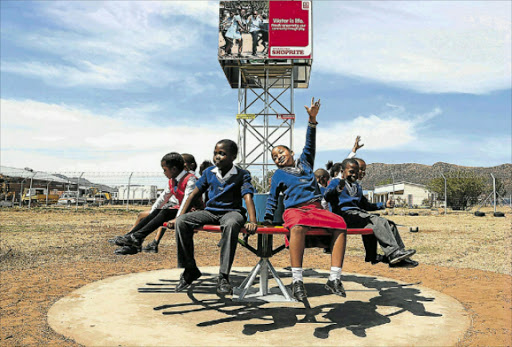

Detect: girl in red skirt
[264,97,347,301]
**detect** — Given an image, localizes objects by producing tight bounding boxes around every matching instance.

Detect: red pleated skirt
[283,202,347,230]
[283,202,347,248]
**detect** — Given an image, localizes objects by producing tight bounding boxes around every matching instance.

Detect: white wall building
[372,181,436,207]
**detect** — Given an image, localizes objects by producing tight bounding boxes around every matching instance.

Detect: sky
[1,0,511,175]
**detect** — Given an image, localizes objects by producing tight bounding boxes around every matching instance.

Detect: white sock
[329,266,342,281]
[291,267,303,283]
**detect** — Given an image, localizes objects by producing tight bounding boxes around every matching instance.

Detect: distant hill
[361,162,512,193]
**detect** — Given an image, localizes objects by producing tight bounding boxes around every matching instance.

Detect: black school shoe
[388,248,416,265]
[108,235,128,246]
[291,280,307,301]
[142,240,159,253]
[389,258,419,268]
[325,279,347,297]
[365,254,388,265]
[175,267,202,292]
[111,234,135,247]
[114,245,140,255]
[216,277,233,296]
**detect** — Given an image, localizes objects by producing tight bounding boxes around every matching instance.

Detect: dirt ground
[1,206,511,346]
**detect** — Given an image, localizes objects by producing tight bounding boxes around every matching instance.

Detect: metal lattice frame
[236,64,296,192]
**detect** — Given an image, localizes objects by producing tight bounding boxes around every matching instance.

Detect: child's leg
[154,226,167,243]
[344,210,401,257]
[175,210,218,270]
[238,38,243,54]
[217,211,245,276]
[326,228,348,297]
[128,209,151,234]
[362,234,379,263]
[330,229,347,268]
[288,225,309,300]
[387,220,406,249]
[289,225,309,268]
[128,209,160,235]
[225,38,233,54]
[131,209,177,243]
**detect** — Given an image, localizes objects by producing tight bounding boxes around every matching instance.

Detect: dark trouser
[251,31,260,54]
[131,209,178,242]
[260,31,268,49]
[175,210,245,275]
[341,209,405,257]
[224,37,233,55]
[361,234,379,263]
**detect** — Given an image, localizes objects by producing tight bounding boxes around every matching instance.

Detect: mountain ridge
[360,162,511,193]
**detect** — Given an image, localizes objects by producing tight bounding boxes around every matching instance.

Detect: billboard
[219,0,312,60]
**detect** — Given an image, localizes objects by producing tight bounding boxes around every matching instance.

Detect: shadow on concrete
[138,270,442,339]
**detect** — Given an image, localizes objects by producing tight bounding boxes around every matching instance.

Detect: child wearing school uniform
[323,158,418,267]
[140,153,201,253]
[264,97,348,301]
[172,139,258,296]
[115,152,199,255]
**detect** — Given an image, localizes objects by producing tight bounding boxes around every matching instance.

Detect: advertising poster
[219,0,312,60]
[268,0,312,59]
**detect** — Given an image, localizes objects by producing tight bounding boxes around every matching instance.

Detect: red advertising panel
[268,1,312,59]
[218,0,312,60]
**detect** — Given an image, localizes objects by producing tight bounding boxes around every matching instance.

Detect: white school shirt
[211,165,237,184]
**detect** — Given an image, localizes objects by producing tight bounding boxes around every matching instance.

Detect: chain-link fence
[0,167,168,210]
[1,165,510,214]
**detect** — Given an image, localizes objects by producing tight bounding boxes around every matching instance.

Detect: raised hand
[352,135,364,153]
[304,97,321,122]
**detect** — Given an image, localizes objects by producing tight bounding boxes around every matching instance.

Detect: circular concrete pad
[48,267,470,346]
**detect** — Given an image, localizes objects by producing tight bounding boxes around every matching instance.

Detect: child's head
[271,145,295,168]
[213,139,238,170]
[181,153,197,172]
[314,168,330,187]
[325,160,343,178]
[161,152,185,179]
[354,158,367,180]
[341,158,359,183]
[199,160,214,175]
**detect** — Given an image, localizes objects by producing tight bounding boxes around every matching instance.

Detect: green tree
[427,170,487,210]
[376,178,392,186]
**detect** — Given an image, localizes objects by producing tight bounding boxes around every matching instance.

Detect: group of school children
[108,97,418,301]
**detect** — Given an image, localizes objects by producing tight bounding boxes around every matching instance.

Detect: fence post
[491,173,496,213]
[391,170,395,214]
[76,172,84,211]
[126,172,133,211]
[27,172,36,209]
[19,178,26,207]
[441,173,447,215]
[46,180,53,206]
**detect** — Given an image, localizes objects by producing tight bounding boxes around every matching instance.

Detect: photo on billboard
[268,0,312,59]
[219,1,269,59]
[218,0,312,61]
